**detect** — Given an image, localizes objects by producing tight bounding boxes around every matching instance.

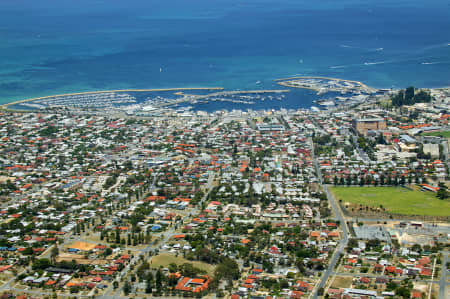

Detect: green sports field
[421,131,450,138]
[330,186,450,217]
[151,253,215,275]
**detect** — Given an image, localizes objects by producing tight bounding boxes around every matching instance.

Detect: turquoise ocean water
[0,0,449,108]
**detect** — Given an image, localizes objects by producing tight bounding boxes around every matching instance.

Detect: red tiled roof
[385,266,396,273]
[0,265,12,272]
[191,278,205,284]
[290,290,304,298]
[420,268,432,276]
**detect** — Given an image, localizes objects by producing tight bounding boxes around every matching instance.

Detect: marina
[276,76,377,95]
[0,77,393,114]
[1,87,291,114]
[0,87,223,111]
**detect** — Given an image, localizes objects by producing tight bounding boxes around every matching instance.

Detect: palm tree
[50,246,59,264]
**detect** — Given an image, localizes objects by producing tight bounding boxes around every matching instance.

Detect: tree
[32,258,51,270]
[115,227,120,244]
[155,269,163,289]
[123,280,131,296]
[415,90,432,103]
[50,246,59,264]
[180,263,204,277]
[214,258,240,282]
[295,258,306,274]
[437,188,449,199]
[347,238,358,252]
[391,87,432,107]
[411,243,422,253]
[22,247,34,256]
[395,286,411,298]
[104,247,112,256]
[376,134,385,145]
[145,278,152,294]
[405,86,415,103]
[436,182,449,200]
[168,263,178,273]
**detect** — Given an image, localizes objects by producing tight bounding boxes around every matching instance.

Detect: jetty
[155,89,290,108]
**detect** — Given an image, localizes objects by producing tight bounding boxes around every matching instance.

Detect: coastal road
[351,134,370,163]
[312,185,349,298]
[439,251,448,299]
[149,172,158,192]
[0,268,28,293]
[330,271,440,284]
[1,287,94,298]
[310,136,349,299]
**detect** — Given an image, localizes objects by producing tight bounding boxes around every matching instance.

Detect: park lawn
[330,276,353,289]
[421,131,450,138]
[330,186,450,217]
[151,253,216,276]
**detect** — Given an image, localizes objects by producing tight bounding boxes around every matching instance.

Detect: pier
[159,89,290,107]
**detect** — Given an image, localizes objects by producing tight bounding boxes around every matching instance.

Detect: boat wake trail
[339,44,384,52]
[421,61,450,65]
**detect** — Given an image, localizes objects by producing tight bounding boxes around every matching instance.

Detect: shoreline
[1,80,449,113]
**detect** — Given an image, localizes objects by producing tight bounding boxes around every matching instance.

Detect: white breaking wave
[364,61,386,65]
[329,65,346,69]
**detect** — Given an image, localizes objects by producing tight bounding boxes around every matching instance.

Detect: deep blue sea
[0,0,449,109]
